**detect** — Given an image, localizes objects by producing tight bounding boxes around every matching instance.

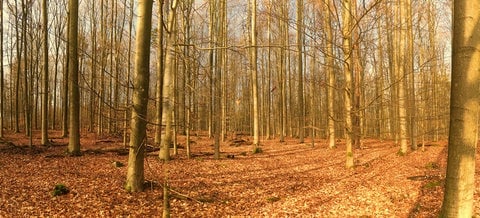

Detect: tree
[123,0,134,147]
[440,0,480,216]
[67,0,80,155]
[41,0,49,145]
[125,0,154,192]
[296,0,304,144]
[0,0,3,138]
[396,0,409,155]
[342,0,354,168]
[159,0,179,161]
[250,0,259,147]
[324,0,335,149]
[155,0,165,146]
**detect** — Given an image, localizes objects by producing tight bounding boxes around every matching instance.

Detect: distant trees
[0,0,453,165]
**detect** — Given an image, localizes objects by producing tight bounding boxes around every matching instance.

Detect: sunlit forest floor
[0,130,479,217]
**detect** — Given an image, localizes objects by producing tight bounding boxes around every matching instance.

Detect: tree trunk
[41,0,49,145]
[62,14,69,138]
[406,0,416,150]
[440,0,479,216]
[296,0,304,144]
[0,0,3,138]
[125,0,153,192]
[22,0,30,137]
[123,0,134,147]
[396,0,408,155]
[159,0,178,161]
[325,0,335,149]
[67,0,81,155]
[342,0,354,169]
[155,0,164,145]
[251,0,259,147]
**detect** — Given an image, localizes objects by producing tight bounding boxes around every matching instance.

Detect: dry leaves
[0,132,477,217]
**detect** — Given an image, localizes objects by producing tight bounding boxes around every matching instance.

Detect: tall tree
[342,0,354,168]
[41,0,49,145]
[251,0,259,147]
[159,0,179,161]
[123,0,134,147]
[406,0,416,150]
[296,0,304,143]
[396,0,409,155]
[125,0,154,192]
[0,0,3,138]
[154,0,165,146]
[324,0,335,148]
[67,0,80,155]
[440,0,480,216]
[88,0,97,133]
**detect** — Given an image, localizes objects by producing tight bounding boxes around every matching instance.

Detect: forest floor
[0,131,479,217]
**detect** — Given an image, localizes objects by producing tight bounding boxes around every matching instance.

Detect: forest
[0,0,478,217]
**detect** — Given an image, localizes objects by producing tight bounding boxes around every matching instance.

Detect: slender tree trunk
[342,0,354,168]
[154,0,164,145]
[441,0,479,215]
[22,0,30,137]
[41,0,49,145]
[266,0,272,140]
[62,14,69,138]
[89,0,96,133]
[67,0,80,155]
[406,0,416,150]
[325,0,335,148]
[0,0,3,138]
[250,0,259,147]
[125,0,153,193]
[296,0,304,144]
[279,0,287,143]
[14,0,21,133]
[396,0,408,155]
[159,0,178,161]
[123,0,134,147]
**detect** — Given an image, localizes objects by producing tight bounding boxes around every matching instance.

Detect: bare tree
[159,0,179,161]
[67,0,80,155]
[0,0,3,138]
[41,0,48,145]
[342,0,354,168]
[125,0,154,192]
[250,0,259,147]
[440,0,479,216]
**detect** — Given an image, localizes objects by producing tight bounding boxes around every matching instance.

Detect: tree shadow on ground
[407,146,446,217]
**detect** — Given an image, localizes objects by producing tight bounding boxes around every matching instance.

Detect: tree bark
[159,0,178,161]
[0,0,3,138]
[125,0,153,192]
[325,0,335,149]
[41,0,49,145]
[296,0,304,144]
[342,0,354,168]
[155,0,164,146]
[67,0,80,155]
[251,0,259,147]
[440,0,479,216]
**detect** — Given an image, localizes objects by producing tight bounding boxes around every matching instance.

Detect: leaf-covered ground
[0,131,478,217]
